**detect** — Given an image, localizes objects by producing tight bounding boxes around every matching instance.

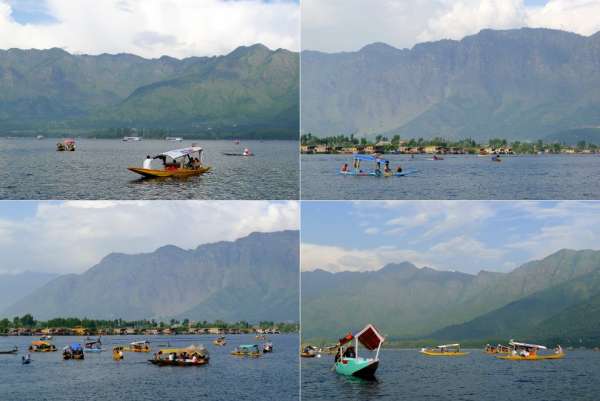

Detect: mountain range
[0,44,298,138]
[301,28,600,143]
[301,249,600,346]
[2,230,299,323]
[0,271,58,313]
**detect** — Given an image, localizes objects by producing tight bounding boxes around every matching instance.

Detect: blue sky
[0,201,298,275]
[301,201,600,274]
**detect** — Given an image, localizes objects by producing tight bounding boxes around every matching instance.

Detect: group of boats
[303,324,566,380]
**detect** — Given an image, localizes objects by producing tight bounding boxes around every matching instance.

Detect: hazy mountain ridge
[301,249,600,342]
[301,28,600,141]
[0,271,58,313]
[2,230,299,322]
[0,44,299,135]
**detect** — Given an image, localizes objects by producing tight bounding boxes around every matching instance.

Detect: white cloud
[302,0,600,52]
[0,200,298,274]
[0,0,299,58]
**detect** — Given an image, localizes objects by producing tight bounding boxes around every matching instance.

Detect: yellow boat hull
[497,353,565,361]
[420,351,469,357]
[128,166,211,178]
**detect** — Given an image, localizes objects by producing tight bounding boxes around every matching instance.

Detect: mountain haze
[0,271,58,313]
[2,231,299,322]
[0,45,298,136]
[301,28,600,142]
[301,249,600,342]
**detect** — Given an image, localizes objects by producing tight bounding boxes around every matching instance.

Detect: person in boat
[384,161,391,173]
[192,158,202,169]
[343,346,356,358]
[555,345,562,354]
[243,148,251,156]
[375,161,382,176]
[143,155,152,169]
[396,165,403,173]
[353,159,360,170]
[341,163,349,172]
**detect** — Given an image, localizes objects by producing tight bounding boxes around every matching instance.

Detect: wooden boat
[151,345,209,367]
[63,343,85,360]
[84,338,103,353]
[28,341,57,352]
[300,345,317,358]
[484,344,511,355]
[128,146,211,178]
[497,340,565,361]
[122,340,151,353]
[231,344,261,357]
[0,346,18,354]
[112,346,124,360]
[420,344,469,356]
[334,324,385,379]
[212,337,226,346]
[56,139,76,151]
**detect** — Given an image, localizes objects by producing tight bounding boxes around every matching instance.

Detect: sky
[0,200,298,275]
[301,201,600,274]
[0,0,299,58]
[302,0,600,52]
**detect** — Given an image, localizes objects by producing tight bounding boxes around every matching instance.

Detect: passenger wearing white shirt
[143,156,152,169]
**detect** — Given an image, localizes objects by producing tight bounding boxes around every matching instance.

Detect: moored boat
[29,341,57,352]
[128,146,211,178]
[150,345,209,367]
[231,344,261,357]
[334,324,384,379]
[497,340,565,361]
[420,344,469,356]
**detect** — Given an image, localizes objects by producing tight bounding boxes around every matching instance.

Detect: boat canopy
[31,341,50,346]
[352,154,388,163]
[438,344,460,349]
[63,139,75,144]
[509,340,547,350]
[159,345,207,355]
[131,340,150,346]
[339,324,385,351]
[239,344,259,350]
[158,147,203,160]
[69,343,83,351]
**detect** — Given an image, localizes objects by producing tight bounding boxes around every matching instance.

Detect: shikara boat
[123,340,151,353]
[150,345,209,367]
[63,343,85,360]
[334,324,385,379]
[300,345,317,358]
[484,344,511,355]
[420,344,469,356]
[28,341,57,352]
[231,344,261,357]
[56,139,76,151]
[212,337,226,346]
[128,146,211,178]
[0,346,18,354]
[112,346,124,360]
[84,338,103,353]
[497,340,565,361]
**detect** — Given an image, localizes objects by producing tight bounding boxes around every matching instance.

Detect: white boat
[165,137,183,141]
[122,136,142,142]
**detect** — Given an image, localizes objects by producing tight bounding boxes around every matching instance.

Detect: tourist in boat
[396,166,403,173]
[243,148,252,156]
[192,158,202,169]
[340,163,349,172]
[555,345,563,354]
[375,161,382,176]
[343,346,356,358]
[143,156,152,169]
[384,161,391,173]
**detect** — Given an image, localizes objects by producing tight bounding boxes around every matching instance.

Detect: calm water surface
[0,139,298,200]
[301,348,600,401]
[0,334,298,401]
[301,154,600,199]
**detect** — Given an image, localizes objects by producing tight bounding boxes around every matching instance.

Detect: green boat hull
[335,357,379,378]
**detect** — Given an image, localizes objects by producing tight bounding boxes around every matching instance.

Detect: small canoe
[128,166,211,178]
[497,353,565,361]
[149,359,209,367]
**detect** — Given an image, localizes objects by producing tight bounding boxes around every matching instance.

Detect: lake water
[0,139,298,200]
[0,334,298,401]
[301,348,600,401]
[301,154,600,200]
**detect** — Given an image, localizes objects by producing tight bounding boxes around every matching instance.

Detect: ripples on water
[0,334,298,401]
[301,349,600,401]
[0,139,299,200]
[301,154,600,200]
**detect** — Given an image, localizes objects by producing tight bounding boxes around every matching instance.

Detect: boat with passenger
[63,343,85,360]
[300,345,317,358]
[128,146,211,178]
[484,344,511,354]
[497,340,565,361]
[84,338,103,353]
[28,341,57,352]
[212,337,227,346]
[334,324,385,379]
[150,345,209,367]
[56,139,76,151]
[112,346,124,360]
[340,154,417,177]
[420,344,469,356]
[231,344,261,357]
[123,340,151,353]
[122,136,142,142]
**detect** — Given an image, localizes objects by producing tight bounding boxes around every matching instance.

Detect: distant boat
[496,340,565,361]
[420,344,469,357]
[231,344,261,357]
[0,346,18,355]
[36,135,44,140]
[122,136,142,142]
[165,137,183,141]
